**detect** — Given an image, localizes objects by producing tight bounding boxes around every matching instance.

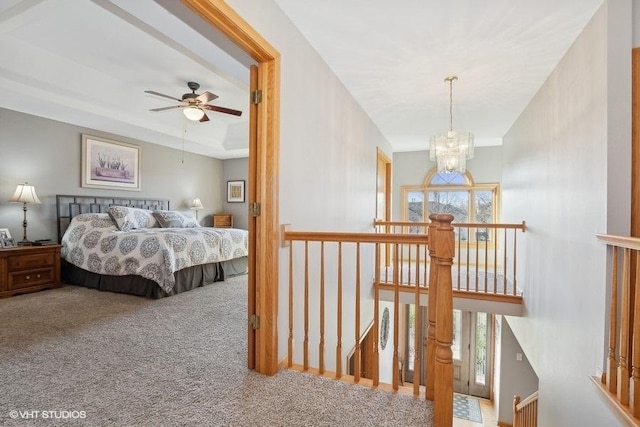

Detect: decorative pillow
[107,206,158,231]
[152,210,199,228]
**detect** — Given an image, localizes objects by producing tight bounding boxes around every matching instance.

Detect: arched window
[402,168,498,230]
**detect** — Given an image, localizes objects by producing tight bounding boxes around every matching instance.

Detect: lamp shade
[8,183,41,204]
[183,107,205,121]
[190,198,204,210]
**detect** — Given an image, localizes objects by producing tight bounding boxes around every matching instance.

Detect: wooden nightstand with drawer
[0,245,62,298]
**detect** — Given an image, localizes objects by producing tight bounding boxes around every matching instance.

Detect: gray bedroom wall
[0,107,224,241]
[222,157,248,229]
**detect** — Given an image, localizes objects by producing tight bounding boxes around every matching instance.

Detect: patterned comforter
[61,213,248,294]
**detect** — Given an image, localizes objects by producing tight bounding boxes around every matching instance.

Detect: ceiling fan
[145,81,242,122]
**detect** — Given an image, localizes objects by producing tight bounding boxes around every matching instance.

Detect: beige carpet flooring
[0,276,433,426]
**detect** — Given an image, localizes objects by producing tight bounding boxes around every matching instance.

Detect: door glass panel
[475,312,487,385]
[408,304,415,371]
[452,309,462,360]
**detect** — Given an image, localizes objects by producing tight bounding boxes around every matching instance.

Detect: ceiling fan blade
[149,105,182,112]
[196,91,219,104]
[144,90,182,102]
[199,112,210,123]
[202,104,243,116]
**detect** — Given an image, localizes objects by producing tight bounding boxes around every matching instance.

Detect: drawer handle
[37,274,41,278]
[25,275,30,280]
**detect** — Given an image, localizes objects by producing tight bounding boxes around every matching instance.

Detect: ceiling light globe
[183,106,205,121]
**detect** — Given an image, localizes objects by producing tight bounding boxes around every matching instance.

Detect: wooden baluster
[607,246,618,393]
[513,395,521,427]
[393,243,400,391]
[466,225,470,291]
[414,243,421,397]
[619,248,631,404]
[512,229,518,296]
[374,243,380,387]
[434,214,454,427]
[494,228,498,294]
[304,241,309,370]
[319,241,325,374]
[426,214,439,401]
[632,253,640,416]
[354,243,361,383]
[288,240,294,367]
[336,242,343,379]
[475,226,480,292]
[503,227,508,295]
[484,227,489,293]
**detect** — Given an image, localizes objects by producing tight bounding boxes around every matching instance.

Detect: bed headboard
[56,194,170,242]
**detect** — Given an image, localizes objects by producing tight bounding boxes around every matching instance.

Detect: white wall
[501,2,631,426]
[225,0,394,370]
[496,317,539,425]
[0,108,223,241]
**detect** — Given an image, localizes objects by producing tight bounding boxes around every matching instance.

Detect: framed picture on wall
[81,134,141,191]
[227,180,245,203]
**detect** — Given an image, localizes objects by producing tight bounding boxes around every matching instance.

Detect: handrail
[596,233,640,250]
[597,234,640,421]
[514,391,538,427]
[374,219,526,297]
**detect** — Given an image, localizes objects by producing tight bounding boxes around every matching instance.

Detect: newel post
[426,213,439,401]
[434,214,454,427]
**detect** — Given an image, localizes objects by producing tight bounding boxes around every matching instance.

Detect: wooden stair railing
[513,391,538,427]
[595,234,640,425]
[374,219,526,297]
[283,214,455,427]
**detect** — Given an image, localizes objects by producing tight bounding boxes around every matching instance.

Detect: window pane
[475,312,487,385]
[430,171,467,185]
[407,191,424,223]
[452,309,462,360]
[475,190,493,223]
[408,304,415,371]
[428,191,469,223]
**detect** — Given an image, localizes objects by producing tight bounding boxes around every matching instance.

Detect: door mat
[453,393,483,423]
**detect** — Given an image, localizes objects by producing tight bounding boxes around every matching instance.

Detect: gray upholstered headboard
[56,194,170,242]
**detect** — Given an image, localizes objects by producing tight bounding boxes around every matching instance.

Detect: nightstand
[213,214,234,228]
[0,245,62,298]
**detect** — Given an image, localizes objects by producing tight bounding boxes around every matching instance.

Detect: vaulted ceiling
[0,0,604,158]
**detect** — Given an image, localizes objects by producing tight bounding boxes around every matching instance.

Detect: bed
[57,195,248,298]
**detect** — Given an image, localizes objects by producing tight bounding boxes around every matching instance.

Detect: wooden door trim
[632,47,640,237]
[182,0,281,375]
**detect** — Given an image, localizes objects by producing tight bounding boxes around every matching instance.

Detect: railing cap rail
[596,233,640,250]
[515,391,539,410]
[283,230,429,244]
[373,219,526,231]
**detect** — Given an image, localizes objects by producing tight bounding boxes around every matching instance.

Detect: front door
[453,310,492,398]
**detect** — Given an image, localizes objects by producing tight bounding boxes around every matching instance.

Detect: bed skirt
[61,257,248,298]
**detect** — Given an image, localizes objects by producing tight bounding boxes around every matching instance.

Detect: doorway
[405,306,492,399]
[183,0,280,375]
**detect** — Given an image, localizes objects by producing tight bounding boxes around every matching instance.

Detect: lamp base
[17,240,33,246]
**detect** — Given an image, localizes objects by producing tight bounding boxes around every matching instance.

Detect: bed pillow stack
[106,206,159,231]
[152,210,200,228]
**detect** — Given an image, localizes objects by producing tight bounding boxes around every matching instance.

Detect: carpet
[453,393,483,423]
[0,276,434,426]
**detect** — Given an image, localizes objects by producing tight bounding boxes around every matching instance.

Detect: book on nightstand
[32,239,58,246]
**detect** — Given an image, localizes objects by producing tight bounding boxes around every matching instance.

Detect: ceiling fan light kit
[145,81,242,123]
[183,106,205,121]
[429,76,474,173]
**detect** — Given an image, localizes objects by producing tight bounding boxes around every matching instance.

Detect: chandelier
[429,76,474,173]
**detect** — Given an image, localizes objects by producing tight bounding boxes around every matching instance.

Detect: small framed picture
[227,180,245,203]
[1,238,16,248]
[0,228,11,240]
